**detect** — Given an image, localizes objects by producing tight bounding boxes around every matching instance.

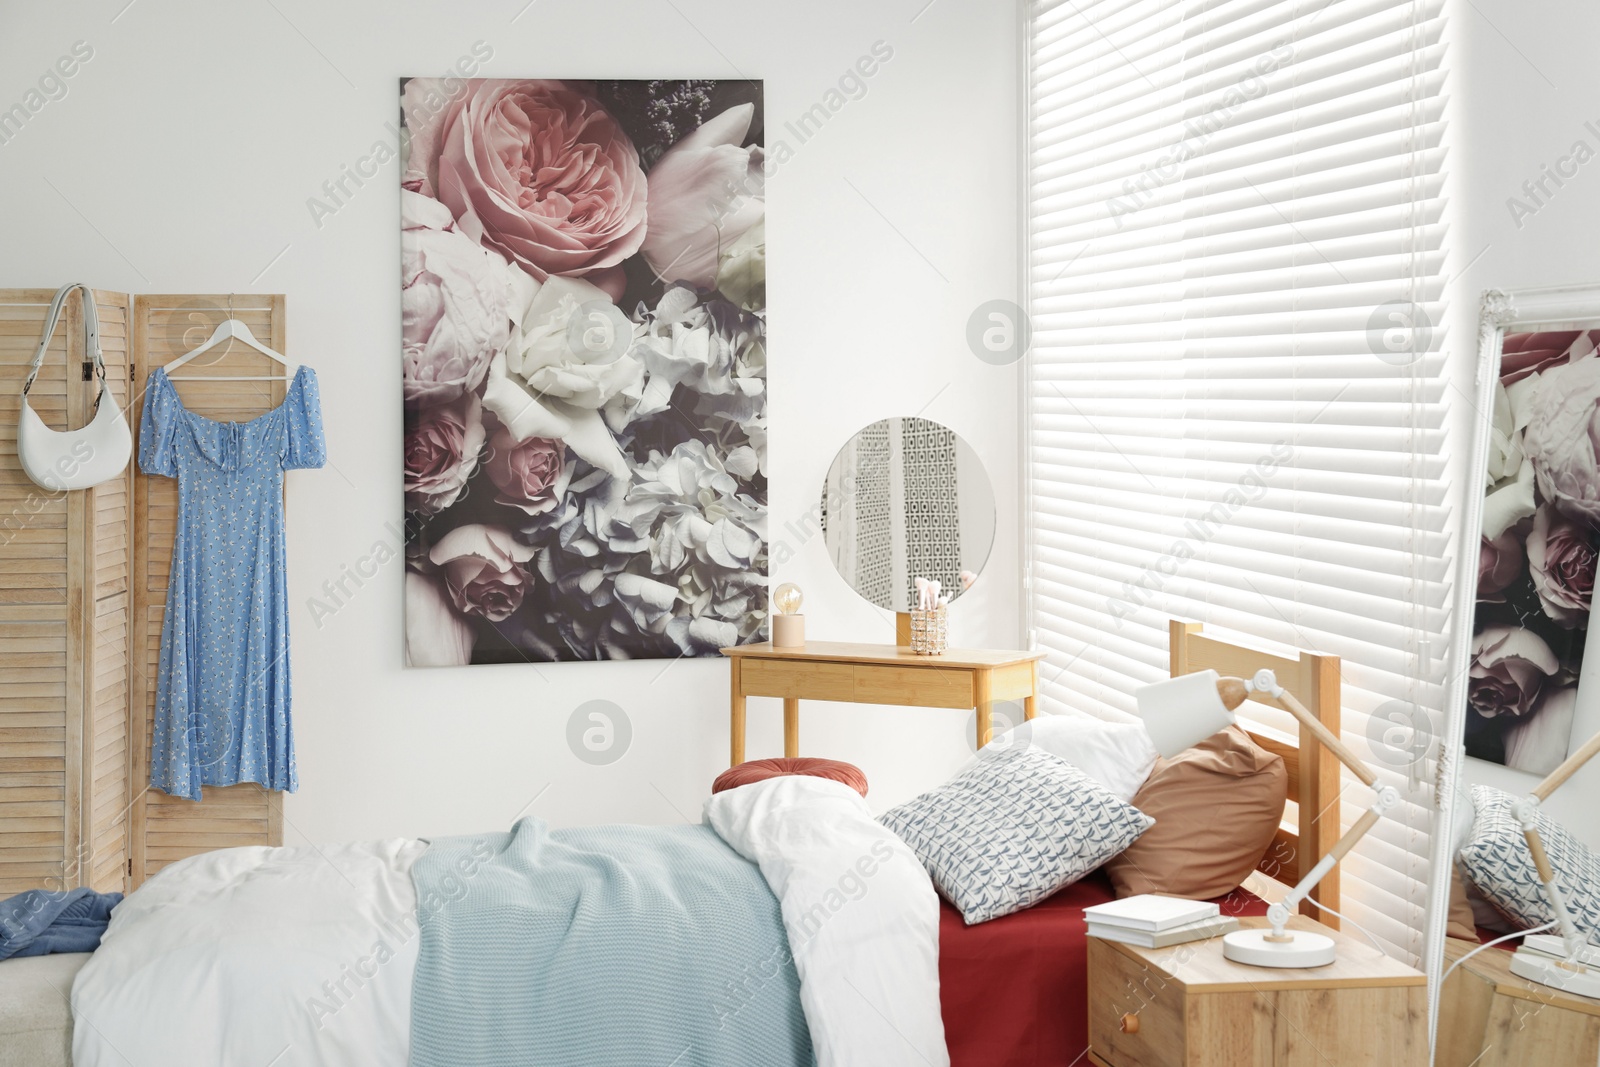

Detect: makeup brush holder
[909,606,948,655]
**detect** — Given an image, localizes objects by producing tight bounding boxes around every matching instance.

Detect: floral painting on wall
[1469,329,1600,772]
[399,79,767,664]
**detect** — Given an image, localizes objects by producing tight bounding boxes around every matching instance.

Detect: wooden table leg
[730,659,745,766]
[975,670,994,750]
[1024,660,1039,720]
[784,698,800,758]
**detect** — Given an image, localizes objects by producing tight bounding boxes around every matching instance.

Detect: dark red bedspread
[938,871,1268,1067]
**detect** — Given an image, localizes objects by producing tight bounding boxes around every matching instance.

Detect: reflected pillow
[880,746,1153,924]
[1103,726,1286,900]
[1457,784,1600,940]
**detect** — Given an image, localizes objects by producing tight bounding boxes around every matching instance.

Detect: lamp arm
[1267,792,1398,938]
[1248,670,1395,939]
[1514,818,1583,953]
[1507,727,1600,956]
[1254,673,1377,789]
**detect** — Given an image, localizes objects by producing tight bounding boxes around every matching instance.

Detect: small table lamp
[771,582,805,648]
[1135,668,1401,968]
[1495,732,1600,997]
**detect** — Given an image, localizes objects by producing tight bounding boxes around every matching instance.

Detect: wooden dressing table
[720,627,1044,764]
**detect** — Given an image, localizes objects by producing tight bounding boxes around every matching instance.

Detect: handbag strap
[23,283,105,398]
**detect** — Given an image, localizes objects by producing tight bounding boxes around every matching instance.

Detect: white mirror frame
[1431,282,1600,1048]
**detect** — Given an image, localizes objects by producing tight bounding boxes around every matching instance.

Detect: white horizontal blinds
[1027,0,1448,964]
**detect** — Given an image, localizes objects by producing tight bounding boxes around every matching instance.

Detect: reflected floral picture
[399,78,766,664]
[1468,329,1600,771]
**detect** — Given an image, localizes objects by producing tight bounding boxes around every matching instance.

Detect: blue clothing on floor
[139,365,326,800]
[0,889,123,960]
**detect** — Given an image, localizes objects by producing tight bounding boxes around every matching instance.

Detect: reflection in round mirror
[819,417,996,612]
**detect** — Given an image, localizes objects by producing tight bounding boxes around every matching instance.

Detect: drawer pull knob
[1120,1012,1140,1034]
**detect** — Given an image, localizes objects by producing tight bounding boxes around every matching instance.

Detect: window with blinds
[1025,0,1448,966]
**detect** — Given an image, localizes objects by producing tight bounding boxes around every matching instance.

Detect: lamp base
[772,614,805,648]
[1510,946,1600,999]
[1521,933,1600,967]
[1222,928,1337,969]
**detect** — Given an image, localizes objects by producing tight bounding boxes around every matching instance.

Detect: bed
[23,619,1345,1067]
[937,620,1345,1067]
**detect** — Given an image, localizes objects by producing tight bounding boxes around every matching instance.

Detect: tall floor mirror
[1436,284,1600,1065]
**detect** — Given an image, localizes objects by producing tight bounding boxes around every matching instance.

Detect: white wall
[0,0,1021,844]
[1447,0,1600,843]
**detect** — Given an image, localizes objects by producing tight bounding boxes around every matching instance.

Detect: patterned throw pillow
[1457,784,1600,940]
[879,746,1154,924]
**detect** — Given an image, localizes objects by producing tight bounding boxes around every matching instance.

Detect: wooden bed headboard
[1167,619,1342,924]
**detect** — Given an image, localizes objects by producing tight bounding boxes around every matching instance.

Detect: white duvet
[72,838,426,1067]
[706,775,949,1067]
[71,779,947,1067]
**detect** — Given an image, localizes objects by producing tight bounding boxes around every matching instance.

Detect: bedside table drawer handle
[1119,1012,1140,1035]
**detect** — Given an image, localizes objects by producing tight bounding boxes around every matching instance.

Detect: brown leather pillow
[1446,862,1478,941]
[1105,726,1287,900]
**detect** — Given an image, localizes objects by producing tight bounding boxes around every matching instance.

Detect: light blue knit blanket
[409,819,814,1067]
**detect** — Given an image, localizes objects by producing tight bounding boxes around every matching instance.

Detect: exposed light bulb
[773,582,803,615]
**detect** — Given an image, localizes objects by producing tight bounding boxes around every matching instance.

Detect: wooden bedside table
[1436,936,1600,1066]
[720,641,1043,764]
[1086,915,1426,1067]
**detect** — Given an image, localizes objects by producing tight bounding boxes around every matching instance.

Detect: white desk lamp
[1135,668,1400,968]
[1493,732,1600,998]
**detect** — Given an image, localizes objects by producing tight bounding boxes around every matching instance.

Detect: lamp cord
[1440,921,1559,987]
[1302,895,1387,956]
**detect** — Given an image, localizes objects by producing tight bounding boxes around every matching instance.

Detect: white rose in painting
[401,190,515,406]
[630,285,766,437]
[1482,377,1537,539]
[482,274,643,479]
[1526,353,1600,525]
[715,219,765,311]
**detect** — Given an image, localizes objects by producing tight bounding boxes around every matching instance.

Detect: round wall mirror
[819,416,996,612]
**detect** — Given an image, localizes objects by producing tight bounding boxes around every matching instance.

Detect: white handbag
[17,283,133,492]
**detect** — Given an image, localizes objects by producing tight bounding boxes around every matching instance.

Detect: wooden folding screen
[0,288,133,895]
[127,295,285,886]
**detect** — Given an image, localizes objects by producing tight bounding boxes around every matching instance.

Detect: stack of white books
[1083,895,1240,949]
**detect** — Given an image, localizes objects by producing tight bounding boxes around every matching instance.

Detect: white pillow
[1458,784,1600,941]
[972,709,1158,801]
[880,746,1154,924]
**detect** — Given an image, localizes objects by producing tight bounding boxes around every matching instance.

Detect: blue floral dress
[139,366,325,800]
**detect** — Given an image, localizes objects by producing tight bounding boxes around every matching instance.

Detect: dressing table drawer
[740,658,855,700]
[853,665,973,708]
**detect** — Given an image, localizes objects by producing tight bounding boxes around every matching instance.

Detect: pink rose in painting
[1525,354,1600,525]
[404,570,476,667]
[1478,530,1523,602]
[1500,330,1597,386]
[404,79,647,299]
[484,426,568,516]
[428,524,536,622]
[404,394,486,514]
[1527,505,1597,626]
[642,103,764,290]
[1469,625,1560,718]
[402,190,514,406]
